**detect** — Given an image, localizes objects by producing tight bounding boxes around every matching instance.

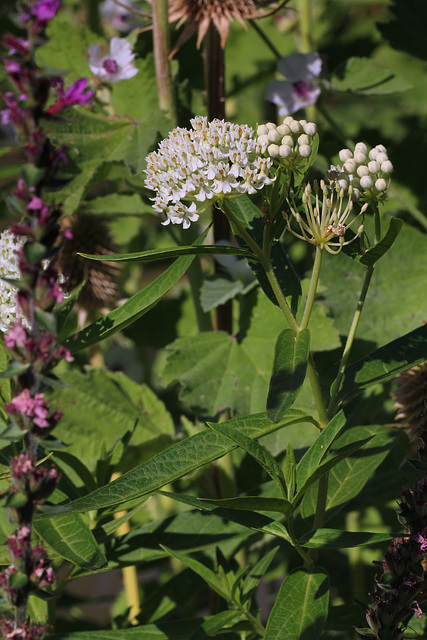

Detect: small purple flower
[47,77,94,114]
[266,52,322,116]
[89,37,138,82]
[31,0,61,27]
[100,0,136,31]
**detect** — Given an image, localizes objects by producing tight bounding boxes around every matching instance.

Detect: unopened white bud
[375,178,387,192]
[298,134,310,146]
[369,148,379,160]
[381,160,393,174]
[304,122,317,136]
[358,224,364,235]
[338,177,348,190]
[376,152,388,164]
[290,120,301,134]
[268,144,280,157]
[283,116,294,125]
[368,160,380,174]
[355,142,367,154]
[306,183,312,195]
[266,122,276,130]
[279,144,292,158]
[360,175,373,189]
[268,129,281,143]
[299,144,312,158]
[354,150,366,164]
[351,188,360,200]
[258,134,269,147]
[282,135,294,147]
[339,148,353,163]
[277,123,291,136]
[376,144,387,154]
[357,165,369,177]
[257,124,269,136]
[343,159,357,174]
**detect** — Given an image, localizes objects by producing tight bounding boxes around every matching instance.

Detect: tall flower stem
[328,264,375,416]
[152,0,177,122]
[300,245,322,329]
[298,0,312,54]
[204,25,233,333]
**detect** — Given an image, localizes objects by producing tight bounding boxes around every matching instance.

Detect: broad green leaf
[332,57,412,94]
[338,324,427,403]
[80,193,152,217]
[301,425,396,523]
[208,421,288,497]
[49,370,174,471]
[35,514,107,570]
[79,244,254,263]
[161,546,229,599]
[36,410,310,518]
[264,568,329,640]
[359,217,403,266]
[189,611,243,640]
[200,276,249,312]
[267,328,310,423]
[298,528,394,549]
[321,223,427,348]
[200,496,293,517]
[241,546,279,604]
[62,227,209,353]
[227,195,301,309]
[296,403,358,488]
[378,0,427,62]
[48,618,235,640]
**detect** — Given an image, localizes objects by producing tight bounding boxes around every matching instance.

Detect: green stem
[300,246,322,329]
[307,353,329,428]
[239,606,266,637]
[288,518,315,566]
[373,203,381,245]
[249,20,281,60]
[305,471,329,566]
[298,0,312,53]
[328,264,375,415]
[152,0,177,123]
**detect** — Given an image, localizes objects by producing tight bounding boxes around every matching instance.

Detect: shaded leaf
[79,244,254,263]
[332,57,412,94]
[299,528,394,549]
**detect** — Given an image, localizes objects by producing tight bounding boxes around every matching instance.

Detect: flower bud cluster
[329,142,393,203]
[286,179,367,254]
[257,117,317,169]
[144,116,275,229]
[0,231,29,333]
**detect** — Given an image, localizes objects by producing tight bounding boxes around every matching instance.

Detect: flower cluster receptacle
[144,116,275,228]
[89,37,138,82]
[257,116,317,171]
[329,142,393,204]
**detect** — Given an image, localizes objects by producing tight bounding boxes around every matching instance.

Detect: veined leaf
[264,568,329,640]
[79,245,255,263]
[62,227,210,353]
[200,496,293,517]
[241,546,279,604]
[299,528,394,549]
[161,546,229,600]
[267,328,310,423]
[35,410,310,518]
[359,217,403,266]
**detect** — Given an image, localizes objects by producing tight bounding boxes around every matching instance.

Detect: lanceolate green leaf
[298,528,394,549]
[207,422,288,497]
[79,245,255,263]
[241,547,279,603]
[359,217,403,266]
[161,546,229,599]
[338,324,427,403]
[35,410,310,518]
[200,496,293,517]
[264,568,329,640]
[62,227,210,354]
[34,514,107,571]
[267,328,310,423]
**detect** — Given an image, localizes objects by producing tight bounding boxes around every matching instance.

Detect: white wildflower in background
[328,142,393,203]
[257,116,317,169]
[89,37,138,82]
[144,116,275,229]
[266,52,322,116]
[99,0,136,31]
[0,230,27,333]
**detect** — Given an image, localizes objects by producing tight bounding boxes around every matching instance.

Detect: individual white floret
[298,134,310,146]
[357,165,369,178]
[299,144,312,158]
[268,129,281,144]
[360,175,373,190]
[279,144,292,158]
[268,144,280,157]
[355,142,367,154]
[375,178,387,192]
[282,135,294,147]
[277,123,291,136]
[343,159,357,174]
[381,160,393,174]
[368,160,380,174]
[256,124,269,136]
[354,150,366,164]
[304,122,317,136]
[339,149,353,163]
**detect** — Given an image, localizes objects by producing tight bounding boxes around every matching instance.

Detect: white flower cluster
[329,142,393,201]
[257,117,317,167]
[144,116,275,229]
[0,230,26,333]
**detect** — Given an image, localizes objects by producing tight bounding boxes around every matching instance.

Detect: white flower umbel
[329,142,393,203]
[0,230,27,332]
[89,37,138,82]
[257,117,317,171]
[286,180,367,254]
[144,116,275,228]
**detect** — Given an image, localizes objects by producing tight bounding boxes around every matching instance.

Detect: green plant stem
[305,471,329,567]
[239,606,266,637]
[328,264,375,416]
[249,20,281,60]
[288,518,315,566]
[151,0,177,123]
[373,203,381,245]
[298,0,312,53]
[307,353,329,428]
[300,246,322,329]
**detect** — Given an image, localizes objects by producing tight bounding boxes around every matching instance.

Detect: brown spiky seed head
[58,214,121,314]
[393,362,427,441]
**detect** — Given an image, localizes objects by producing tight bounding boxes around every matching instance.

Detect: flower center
[103,58,119,74]
[292,80,310,99]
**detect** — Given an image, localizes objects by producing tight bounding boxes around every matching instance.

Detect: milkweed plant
[0,0,426,639]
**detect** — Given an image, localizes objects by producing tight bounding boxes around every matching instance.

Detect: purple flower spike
[266,52,322,116]
[47,77,94,114]
[31,0,61,27]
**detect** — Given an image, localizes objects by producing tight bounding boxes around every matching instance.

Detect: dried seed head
[393,362,427,441]
[58,214,121,316]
